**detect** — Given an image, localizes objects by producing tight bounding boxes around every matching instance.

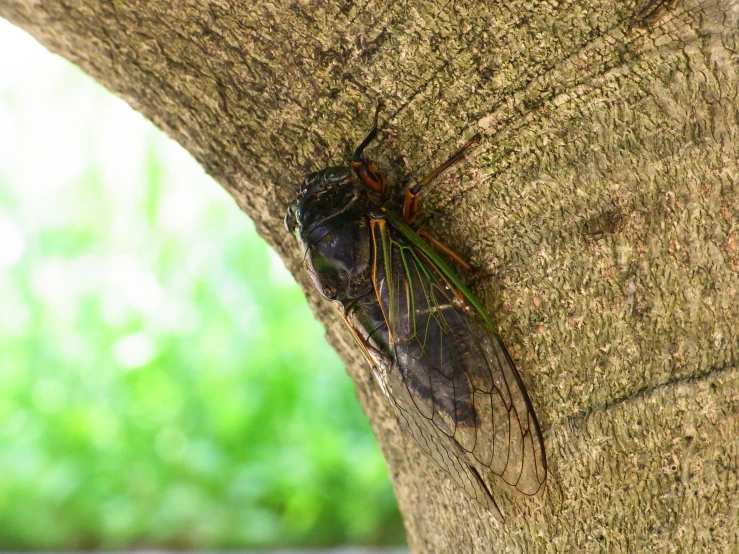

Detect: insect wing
[369,217,546,517]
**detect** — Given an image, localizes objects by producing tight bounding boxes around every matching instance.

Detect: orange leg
[352,103,386,197]
[417,229,475,272]
[403,133,481,224]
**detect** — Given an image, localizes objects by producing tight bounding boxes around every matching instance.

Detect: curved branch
[3,0,738,551]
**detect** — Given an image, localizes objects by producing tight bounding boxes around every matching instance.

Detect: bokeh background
[0,20,404,550]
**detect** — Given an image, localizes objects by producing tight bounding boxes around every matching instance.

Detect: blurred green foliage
[0,21,403,549]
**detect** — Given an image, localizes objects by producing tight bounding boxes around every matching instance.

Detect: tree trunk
[3,0,738,551]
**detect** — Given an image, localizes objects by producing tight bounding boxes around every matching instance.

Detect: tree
[2,1,738,551]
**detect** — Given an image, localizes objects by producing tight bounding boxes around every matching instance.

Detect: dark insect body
[284,107,547,519]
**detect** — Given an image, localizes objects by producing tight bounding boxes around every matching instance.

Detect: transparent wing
[369,218,546,517]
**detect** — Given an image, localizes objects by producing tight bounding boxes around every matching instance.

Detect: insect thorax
[290,171,379,303]
[303,215,375,303]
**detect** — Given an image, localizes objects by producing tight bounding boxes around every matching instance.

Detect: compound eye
[300,172,318,194]
[284,204,296,233]
[324,166,351,184]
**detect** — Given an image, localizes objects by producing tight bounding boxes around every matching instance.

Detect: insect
[284,106,547,519]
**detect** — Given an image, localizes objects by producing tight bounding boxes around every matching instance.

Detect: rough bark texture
[3,0,738,551]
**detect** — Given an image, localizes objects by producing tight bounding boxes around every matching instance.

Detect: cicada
[284,106,547,519]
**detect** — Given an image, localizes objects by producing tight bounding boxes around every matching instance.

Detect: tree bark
[3,0,738,551]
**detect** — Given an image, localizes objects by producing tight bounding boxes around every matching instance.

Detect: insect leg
[351,103,386,197]
[403,133,481,224]
[416,229,474,271]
